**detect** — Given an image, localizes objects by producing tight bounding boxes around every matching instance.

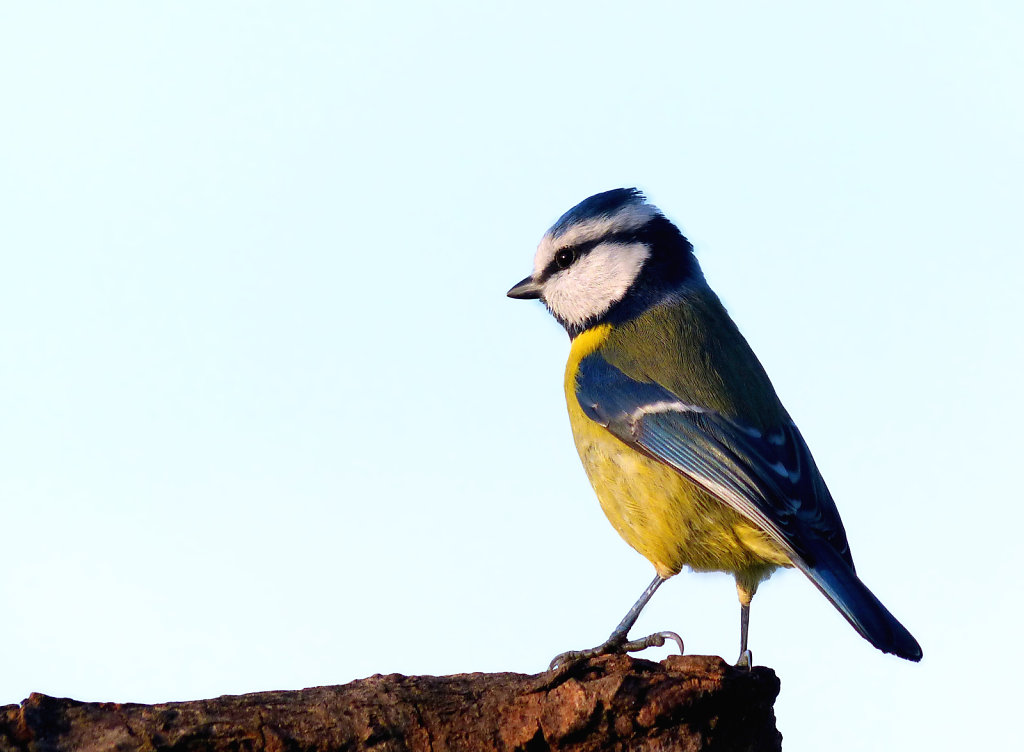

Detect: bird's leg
[549,574,684,671]
[735,579,755,669]
[737,601,752,669]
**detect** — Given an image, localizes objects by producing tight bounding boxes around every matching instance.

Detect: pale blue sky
[2,2,1021,750]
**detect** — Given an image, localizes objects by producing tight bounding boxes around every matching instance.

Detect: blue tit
[508,188,922,668]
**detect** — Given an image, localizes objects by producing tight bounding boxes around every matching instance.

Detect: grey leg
[737,601,753,669]
[734,576,757,669]
[607,574,665,642]
[549,574,684,670]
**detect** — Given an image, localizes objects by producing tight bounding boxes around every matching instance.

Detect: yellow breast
[564,325,790,580]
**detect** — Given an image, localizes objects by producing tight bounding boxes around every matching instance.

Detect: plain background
[2,2,1021,750]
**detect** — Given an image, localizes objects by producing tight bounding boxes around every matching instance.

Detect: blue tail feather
[800,548,922,662]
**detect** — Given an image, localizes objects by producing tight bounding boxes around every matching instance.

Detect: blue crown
[548,188,647,237]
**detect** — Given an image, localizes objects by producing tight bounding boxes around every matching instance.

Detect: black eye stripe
[539,230,646,281]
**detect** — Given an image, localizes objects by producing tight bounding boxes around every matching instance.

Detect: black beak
[506,275,542,300]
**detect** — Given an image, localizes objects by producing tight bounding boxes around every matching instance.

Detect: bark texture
[0,654,781,751]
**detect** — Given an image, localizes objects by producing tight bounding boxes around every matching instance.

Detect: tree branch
[0,654,781,751]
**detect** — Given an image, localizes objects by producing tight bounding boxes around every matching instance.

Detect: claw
[548,648,598,672]
[657,630,686,655]
[548,630,685,672]
[618,630,684,655]
[548,640,620,671]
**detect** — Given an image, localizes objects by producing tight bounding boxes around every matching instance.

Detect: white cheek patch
[533,203,660,276]
[542,242,650,328]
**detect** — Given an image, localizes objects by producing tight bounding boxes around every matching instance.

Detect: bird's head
[507,188,698,336]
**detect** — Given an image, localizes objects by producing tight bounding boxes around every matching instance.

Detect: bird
[507,188,922,668]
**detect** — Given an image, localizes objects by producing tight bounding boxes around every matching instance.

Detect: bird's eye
[554,248,576,269]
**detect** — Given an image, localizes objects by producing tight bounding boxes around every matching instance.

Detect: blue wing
[576,350,923,661]
[576,350,850,568]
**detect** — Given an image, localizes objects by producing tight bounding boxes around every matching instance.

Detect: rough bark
[0,654,781,751]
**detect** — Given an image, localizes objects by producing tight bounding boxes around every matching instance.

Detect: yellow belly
[565,325,791,582]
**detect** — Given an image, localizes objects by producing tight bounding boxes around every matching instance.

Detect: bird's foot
[548,631,684,672]
[735,649,753,670]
